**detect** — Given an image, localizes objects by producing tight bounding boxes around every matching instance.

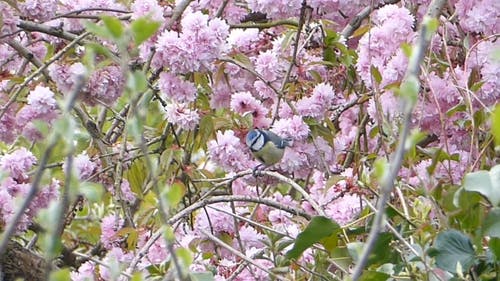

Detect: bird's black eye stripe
[250,131,262,148]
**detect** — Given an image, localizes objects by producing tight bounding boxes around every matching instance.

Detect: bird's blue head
[246,129,265,151]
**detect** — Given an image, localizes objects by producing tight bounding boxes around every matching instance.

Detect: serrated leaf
[431,229,476,274]
[131,17,161,46]
[463,165,500,206]
[197,115,214,149]
[285,216,340,260]
[483,208,500,238]
[101,16,124,39]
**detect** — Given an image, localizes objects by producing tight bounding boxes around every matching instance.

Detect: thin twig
[341,0,401,39]
[0,74,86,258]
[18,20,81,42]
[350,1,447,279]
[230,19,298,29]
[0,31,90,120]
[7,40,50,79]
[199,229,288,281]
[260,170,326,216]
[165,0,193,30]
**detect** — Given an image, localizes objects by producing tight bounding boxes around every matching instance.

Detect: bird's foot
[252,164,264,177]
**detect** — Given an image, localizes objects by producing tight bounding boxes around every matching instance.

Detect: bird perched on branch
[246,129,292,168]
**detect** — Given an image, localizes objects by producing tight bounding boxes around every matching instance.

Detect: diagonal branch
[350,0,447,279]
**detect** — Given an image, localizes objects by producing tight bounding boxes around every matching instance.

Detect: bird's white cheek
[252,135,265,150]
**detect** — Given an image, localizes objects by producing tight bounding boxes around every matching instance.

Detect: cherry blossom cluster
[0,0,499,279]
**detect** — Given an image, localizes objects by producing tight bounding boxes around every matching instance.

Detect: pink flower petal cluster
[48,63,87,94]
[0,147,37,182]
[466,40,500,105]
[16,86,59,141]
[69,153,98,181]
[158,72,197,103]
[356,4,415,88]
[271,115,309,141]
[155,11,229,73]
[131,0,164,22]
[85,65,125,106]
[194,203,237,235]
[455,0,500,35]
[247,0,302,19]
[193,0,247,24]
[230,91,271,128]
[18,0,57,21]
[296,82,336,119]
[208,130,256,172]
[164,103,200,130]
[0,94,18,144]
[255,50,280,82]
[305,170,363,225]
[101,214,124,249]
[0,2,19,40]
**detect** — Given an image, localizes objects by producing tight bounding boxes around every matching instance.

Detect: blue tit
[246,129,292,166]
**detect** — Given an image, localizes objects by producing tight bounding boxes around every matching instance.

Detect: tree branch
[350,0,447,279]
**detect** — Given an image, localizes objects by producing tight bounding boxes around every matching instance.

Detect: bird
[245,129,292,167]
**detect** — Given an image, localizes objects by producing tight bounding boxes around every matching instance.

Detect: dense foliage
[0,0,499,280]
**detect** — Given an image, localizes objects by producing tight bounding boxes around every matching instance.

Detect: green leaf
[49,268,71,281]
[463,165,500,206]
[401,42,412,58]
[125,159,146,199]
[483,208,500,238]
[373,157,389,182]
[163,182,186,207]
[424,17,440,38]
[84,21,112,39]
[191,272,214,281]
[131,17,161,46]
[489,238,500,261]
[348,233,399,267]
[370,65,382,84]
[101,16,124,39]
[231,53,254,71]
[358,270,391,281]
[431,229,476,274]
[176,247,193,267]
[399,76,419,108]
[79,182,105,202]
[285,216,340,260]
[127,70,148,93]
[492,104,500,146]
